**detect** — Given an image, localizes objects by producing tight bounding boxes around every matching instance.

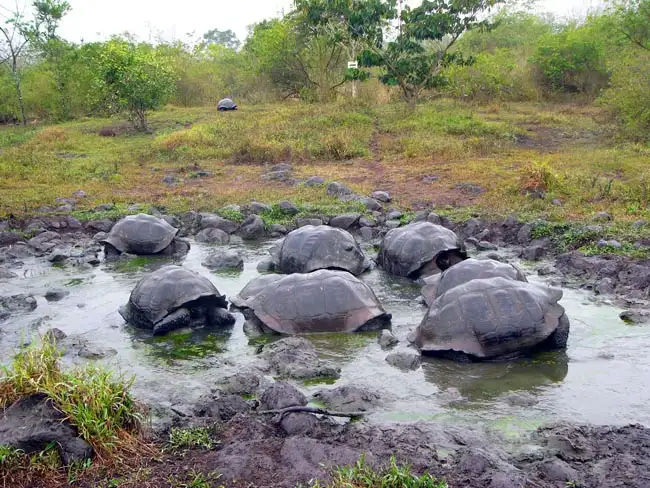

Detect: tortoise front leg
[153,308,191,335]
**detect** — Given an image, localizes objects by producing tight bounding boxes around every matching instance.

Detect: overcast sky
[1,0,605,45]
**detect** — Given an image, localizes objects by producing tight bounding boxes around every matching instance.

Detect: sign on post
[347,61,358,69]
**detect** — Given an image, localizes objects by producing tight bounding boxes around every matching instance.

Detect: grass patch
[0,339,149,485]
[167,427,216,452]
[310,455,447,488]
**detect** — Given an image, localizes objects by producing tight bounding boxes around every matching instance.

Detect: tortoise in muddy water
[229,273,283,309]
[410,277,570,361]
[274,225,369,276]
[242,269,391,336]
[100,214,189,259]
[420,258,528,306]
[377,222,467,278]
[119,265,235,335]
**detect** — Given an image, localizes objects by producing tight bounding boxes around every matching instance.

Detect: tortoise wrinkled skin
[243,269,391,334]
[421,258,528,306]
[277,225,369,276]
[377,222,467,278]
[101,213,178,255]
[411,277,569,360]
[230,273,283,309]
[119,265,231,334]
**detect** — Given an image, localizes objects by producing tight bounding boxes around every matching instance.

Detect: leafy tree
[363,0,505,105]
[94,39,176,131]
[202,28,241,50]
[607,0,650,50]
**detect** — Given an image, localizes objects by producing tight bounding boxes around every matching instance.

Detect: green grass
[167,427,216,452]
[168,469,224,488]
[310,455,447,488]
[0,338,147,482]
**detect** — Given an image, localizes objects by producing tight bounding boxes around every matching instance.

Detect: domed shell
[411,277,568,360]
[278,225,368,276]
[230,273,283,308]
[421,258,527,306]
[218,98,237,110]
[244,269,390,334]
[102,214,177,255]
[377,222,466,278]
[123,265,227,328]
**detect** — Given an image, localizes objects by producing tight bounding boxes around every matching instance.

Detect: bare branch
[258,406,367,421]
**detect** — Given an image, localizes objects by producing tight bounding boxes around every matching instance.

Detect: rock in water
[202,251,244,271]
[385,351,422,371]
[0,393,93,465]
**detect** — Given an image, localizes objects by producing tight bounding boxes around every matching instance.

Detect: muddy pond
[2,238,649,441]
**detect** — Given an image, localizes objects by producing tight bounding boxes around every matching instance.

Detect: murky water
[2,239,649,435]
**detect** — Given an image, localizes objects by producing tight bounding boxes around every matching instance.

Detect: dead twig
[258,406,367,421]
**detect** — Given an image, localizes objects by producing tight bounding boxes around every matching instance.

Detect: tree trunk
[12,69,27,126]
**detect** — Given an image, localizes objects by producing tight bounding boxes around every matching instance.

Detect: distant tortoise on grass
[100,214,189,260]
[377,222,467,278]
[272,225,370,276]
[119,265,235,335]
[217,98,237,111]
[410,277,570,361]
[241,269,391,336]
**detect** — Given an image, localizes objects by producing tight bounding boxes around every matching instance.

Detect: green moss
[302,377,339,386]
[146,329,228,363]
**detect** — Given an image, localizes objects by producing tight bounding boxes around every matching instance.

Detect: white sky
[0,0,605,45]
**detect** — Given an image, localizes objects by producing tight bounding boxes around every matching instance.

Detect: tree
[202,28,240,50]
[0,2,31,125]
[362,0,504,105]
[94,39,176,131]
[608,0,650,50]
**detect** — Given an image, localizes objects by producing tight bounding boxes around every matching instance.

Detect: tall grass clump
[0,339,148,466]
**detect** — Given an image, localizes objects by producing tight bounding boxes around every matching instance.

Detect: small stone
[551,199,563,206]
[426,213,442,225]
[608,239,622,249]
[44,328,67,342]
[421,175,440,184]
[78,345,118,360]
[249,201,272,214]
[72,190,87,198]
[359,227,374,241]
[633,220,646,228]
[55,204,73,213]
[191,170,212,178]
[378,330,398,349]
[593,211,612,222]
[263,170,292,182]
[313,385,380,412]
[45,289,70,302]
[86,219,114,233]
[358,217,376,228]
[386,210,403,221]
[595,278,616,295]
[476,241,498,251]
[271,163,292,172]
[360,197,382,212]
[198,213,239,234]
[65,217,82,230]
[162,175,177,186]
[257,258,275,272]
[92,232,107,242]
[586,225,603,233]
[330,213,361,230]
[385,351,421,371]
[305,176,325,187]
[412,210,429,223]
[259,382,307,410]
[48,247,70,263]
[202,251,244,271]
[385,220,401,229]
[296,218,322,227]
[268,224,288,235]
[371,191,390,202]
[239,215,265,240]
[326,182,353,197]
[619,310,650,324]
[0,231,23,246]
[278,201,299,215]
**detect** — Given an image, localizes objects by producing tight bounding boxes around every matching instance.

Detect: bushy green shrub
[531,26,609,95]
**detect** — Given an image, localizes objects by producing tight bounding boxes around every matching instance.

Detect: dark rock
[463,218,483,237]
[330,213,361,230]
[296,218,323,227]
[249,201,272,214]
[359,227,374,241]
[259,337,340,380]
[619,310,650,324]
[412,210,429,223]
[386,210,403,221]
[56,204,73,213]
[426,213,442,225]
[44,328,67,342]
[92,231,107,242]
[72,190,87,198]
[202,251,244,271]
[28,231,61,253]
[326,182,353,198]
[385,351,421,371]
[371,191,390,202]
[48,247,71,263]
[516,224,532,245]
[0,393,93,465]
[313,385,380,412]
[551,199,563,206]
[521,239,550,261]
[0,231,23,246]
[533,458,580,484]
[65,216,82,230]
[476,241,498,251]
[633,220,646,228]
[239,215,265,240]
[1,294,37,317]
[199,213,239,234]
[378,329,398,349]
[45,289,70,302]
[56,197,76,206]
[358,217,376,228]
[305,176,326,187]
[360,197,382,211]
[278,201,299,215]
[385,220,401,229]
[194,393,250,421]
[162,175,178,186]
[86,219,114,233]
[196,227,230,245]
[593,211,612,222]
[221,372,264,396]
[264,170,292,182]
[595,278,616,295]
[455,182,485,195]
[94,204,114,212]
[260,382,307,410]
[257,258,275,272]
[162,215,181,228]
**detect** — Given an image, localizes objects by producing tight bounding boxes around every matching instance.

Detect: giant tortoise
[217,98,237,111]
[101,214,189,259]
[274,225,369,276]
[119,265,234,335]
[409,277,569,361]
[242,269,391,336]
[377,222,467,278]
[420,258,527,306]
[229,273,283,309]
